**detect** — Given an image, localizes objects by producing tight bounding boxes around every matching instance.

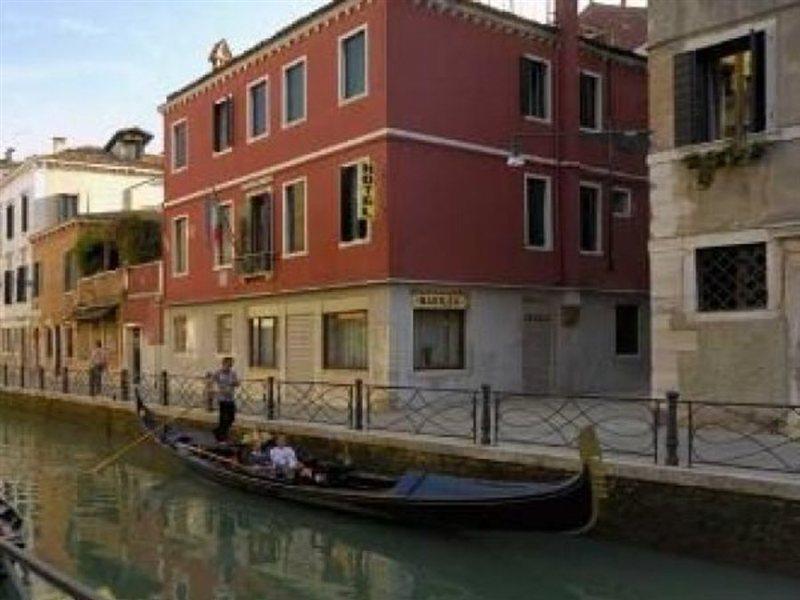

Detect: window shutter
[520,57,532,116]
[751,30,766,133]
[673,51,697,146]
[227,97,234,146]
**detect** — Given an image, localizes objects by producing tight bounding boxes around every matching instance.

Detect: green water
[0,406,798,600]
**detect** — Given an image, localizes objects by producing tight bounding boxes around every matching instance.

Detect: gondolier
[211,356,240,441]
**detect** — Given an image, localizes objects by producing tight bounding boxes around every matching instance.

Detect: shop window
[323,311,367,370]
[413,310,465,370]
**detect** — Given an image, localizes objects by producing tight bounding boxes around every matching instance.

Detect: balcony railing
[76,269,124,307]
[234,250,274,276]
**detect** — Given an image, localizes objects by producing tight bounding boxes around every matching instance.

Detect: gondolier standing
[212,356,240,441]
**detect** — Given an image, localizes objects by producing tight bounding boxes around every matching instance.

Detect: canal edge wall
[1,388,798,577]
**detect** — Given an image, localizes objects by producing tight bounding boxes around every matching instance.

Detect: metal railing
[0,364,798,473]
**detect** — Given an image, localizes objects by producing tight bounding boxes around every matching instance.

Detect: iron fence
[1,363,798,474]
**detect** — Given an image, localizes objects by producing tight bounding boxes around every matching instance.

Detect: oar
[85,403,197,475]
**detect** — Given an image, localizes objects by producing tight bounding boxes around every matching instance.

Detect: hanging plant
[682,139,769,190]
[112,214,161,265]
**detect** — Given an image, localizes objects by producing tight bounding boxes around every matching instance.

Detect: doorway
[522,303,555,393]
[128,326,142,384]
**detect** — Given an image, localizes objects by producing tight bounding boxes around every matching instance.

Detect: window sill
[580,126,602,135]
[212,147,233,158]
[338,238,370,249]
[338,92,368,107]
[213,263,233,272]
[171,165,187,175]
[524,244,552,252]
[247,132,269,144]
[523,115,551,125]
[579,250,604,257]
[172,271,189,279]
[282,250,308,260]
[686,308,777,323]
[282,117,307,130]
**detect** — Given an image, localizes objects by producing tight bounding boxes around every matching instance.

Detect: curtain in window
[286,182,305,253]
[413,310,464,370]
[324,312,367,369]
[249,317,276,367]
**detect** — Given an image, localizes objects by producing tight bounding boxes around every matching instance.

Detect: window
[213,203,233,267]
[173,316,188,353]
[340,27,367,102]
[283,58,306,126]
[213,96,234,153]
[21,195,28,232]
[63,250,78,291]
[172,217,188,275]
[615,305,640,356]
[248,316,276,368]
[579,184,602,253]
[58,194,78,222]
[172,120,188,170]
[32,262,40,298]
[216,314,233,355]
[15,265,27,303]
[45,328,52,358]
[238,193,273,274]
[64,325,74,359]
[323,311,367,370]
[524,175,551,249]
[611,188,632,218]
[520,56,549,120]
[696,243,767,312]
[3,270,12,305]
[247,78,269,140]
[674,32,766,146]
[414,310,465,370]
[5,204,13,240]
[283,179,306,256]
[579,71,602,131]
[340,162,369,243]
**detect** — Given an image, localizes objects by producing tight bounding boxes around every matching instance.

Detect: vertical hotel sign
[358,160,376,220]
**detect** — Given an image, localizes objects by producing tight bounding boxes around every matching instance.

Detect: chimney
[52,136,67,153]
[3,148,13,162]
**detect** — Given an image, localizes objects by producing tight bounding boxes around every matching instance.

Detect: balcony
[234,250,274,277]
[74,269,124,315]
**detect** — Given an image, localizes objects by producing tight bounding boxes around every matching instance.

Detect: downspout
[605,53,614,272]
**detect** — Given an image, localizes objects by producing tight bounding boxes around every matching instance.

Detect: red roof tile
[579,2,647,52]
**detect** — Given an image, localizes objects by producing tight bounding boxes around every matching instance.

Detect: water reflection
[0,407,798,600]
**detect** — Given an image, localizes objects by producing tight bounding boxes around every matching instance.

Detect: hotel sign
[412,291,468,310]
[358,160,376,220]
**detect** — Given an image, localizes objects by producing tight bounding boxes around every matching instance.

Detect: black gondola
[136,397,605,533]
[0,496,27,600]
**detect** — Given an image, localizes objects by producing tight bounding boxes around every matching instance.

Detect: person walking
[89,340,108,396]
[211,356,240,441]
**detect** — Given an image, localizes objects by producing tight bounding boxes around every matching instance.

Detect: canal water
[1,406,798,600]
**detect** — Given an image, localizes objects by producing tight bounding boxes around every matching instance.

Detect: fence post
[38,366,45,390]
[160,370,169,406]
[62,366,69,394]
[19,364,25,388]
[266,376,276,420]
[480,384,492,445]
[120,369,129,402]
[353,379,364,430]
[665,390,680,466]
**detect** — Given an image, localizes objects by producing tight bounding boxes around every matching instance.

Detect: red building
[160,0,649,393]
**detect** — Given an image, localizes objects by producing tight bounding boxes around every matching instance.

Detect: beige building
[648,0,800,405]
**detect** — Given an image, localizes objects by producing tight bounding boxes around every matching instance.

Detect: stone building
[647,0,800,405]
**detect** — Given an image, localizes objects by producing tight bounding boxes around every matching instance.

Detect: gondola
[0,496,28,600]
[136,397,605,533]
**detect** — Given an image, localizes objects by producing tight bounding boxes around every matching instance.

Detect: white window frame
[338,24,369,106]
[579,70,603,133]
[282,176,308,258]
[523,173,552,251]
[212,95,234,157]
[578,181,603,255]
[521,54,551,123]
[282,56,308,129]
[173,315,189,354]
[611,187,632,218]
[171,118,188,173]
[212,200,234,269]
[338,156,372,248]
[215,312,234,356]
[614,304,641,358]
[171,215,189,276]
[246,76,270,143]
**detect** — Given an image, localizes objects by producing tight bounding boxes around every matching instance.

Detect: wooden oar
[85,404,197,475]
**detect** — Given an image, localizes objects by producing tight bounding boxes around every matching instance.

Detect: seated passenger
[269,435,299,477]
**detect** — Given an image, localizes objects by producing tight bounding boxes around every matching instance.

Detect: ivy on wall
[74,214,161,277]
[681,139,770,190]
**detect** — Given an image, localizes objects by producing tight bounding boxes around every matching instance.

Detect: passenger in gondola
[269,435,299,478]
[211,356,240,441]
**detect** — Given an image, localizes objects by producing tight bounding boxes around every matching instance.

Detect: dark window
[3,270,12,305]
[237,193,273,274]
[611,188,632,218]
[579,184,601,253]
[579,72,601,130]
[15,266,26,302]
[340,163,368,243]
[696,243,767,312]
[284,60,306,124]
[341,29,367,100]
[249,80,268,138]
[65,326,73,359]
[5,204,13,239]
[413,310,465,370]
[64,250,77,291]
[213,96,234,153]
[248,316,277,367]
[32,262,41,298]
[284,180,306,255]
[45,328,52,358]
[21,195,28,232]
[525,176,549,248]
[673,31,766,146]
[172,218,187,275]
[520,56,549,119]
[58,194,78,222]
[323,311,368,370]
[615,305,640,356]
[173,121,187,169]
